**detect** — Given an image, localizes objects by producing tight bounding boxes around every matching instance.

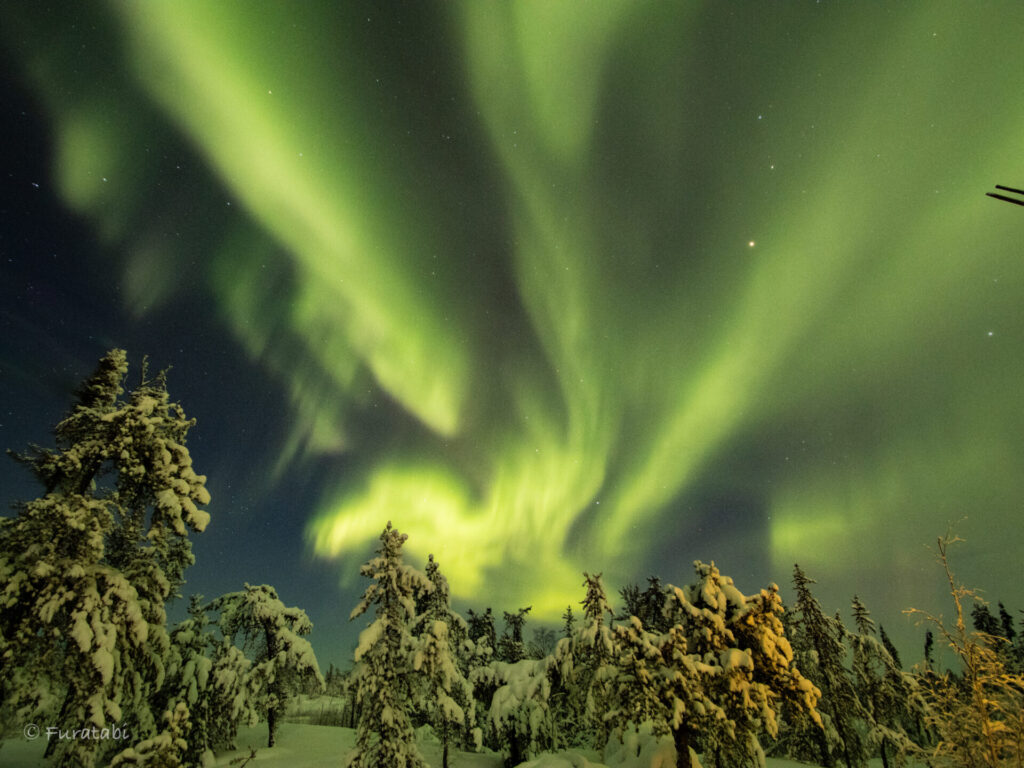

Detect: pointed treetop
[792,563,817,591]
[581,572,614,623]
[851,595,875,636]
[74,348,128,410]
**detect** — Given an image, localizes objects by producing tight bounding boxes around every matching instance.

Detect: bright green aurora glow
[4,2,1024,637]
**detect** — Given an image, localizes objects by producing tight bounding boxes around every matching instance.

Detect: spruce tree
[347,522,432,768]
[497,607,532,663]
[603,616,719,768]
[664,562,821,767]
[879,625,902,670]
[0,350,211,767]
[971,603,1000,636]
[998,604,1016,645]
[848,596,922,768]
[560,572,617,749]
[616,583,642,624]
[640,576,671,633]
[560,605,576,639]
[467,608,497,657]
[473,655,557,767]
[411,554,477,768]
[205,638,254,751]
[209,583,323,748]
[156,595,218,766]
[615,578,669,630]
[788,564,866,768]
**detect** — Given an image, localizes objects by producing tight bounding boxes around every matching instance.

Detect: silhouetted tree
[497,607,532,663]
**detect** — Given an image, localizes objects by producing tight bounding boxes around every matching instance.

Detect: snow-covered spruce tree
[209,583,323,748]
[472,655,558,767]
[603,615,722,768]
[904,531,1024,767]
[146,595,255,766]
[152,595,217,767]
[468,607,498,655]
[662,562,822,768]
[847,596,923,768]
[0,350,210,767]
[108,702,191,768]
[466,607,501,751]
[347,521,433,768]
[206,638,255,750]
[553,572,617,750]
[410,554,477,768]
[786,564,866,768]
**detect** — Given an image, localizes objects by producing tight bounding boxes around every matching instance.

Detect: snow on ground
[0,721,926,768]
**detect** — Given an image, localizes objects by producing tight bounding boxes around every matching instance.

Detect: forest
[1,350,1022,768]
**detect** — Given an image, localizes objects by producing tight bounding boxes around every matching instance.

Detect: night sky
[2,2,1023,668]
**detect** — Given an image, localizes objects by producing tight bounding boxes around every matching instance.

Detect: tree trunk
[44,689,73,758]
[507,731,524,768]
[442,740,449,768]
[816,724,834,768]
[880,737,889,768]
[267,704,277,747]
[264,619,280,747]
[673,726,693,768]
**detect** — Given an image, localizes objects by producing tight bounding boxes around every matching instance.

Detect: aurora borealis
[2,2,1023,665]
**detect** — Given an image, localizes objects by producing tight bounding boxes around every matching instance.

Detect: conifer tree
[497,607,532,663]
[788,564,866,768]
[848,596,922,768]
[155,595,218,766]
[603,616,720,768]
[972,603,1000,637]
[615,577,668,630]
[467,608,497,657]
[561,605,576,639]
[108,702,191,768]
[998,603,1016,644]
[640,576,671,633]
[604,562,820,768]
[879,625,902,670]
[555,573,617,749]
[347,522,433,768]
[206,638,254,751]
[473,655,558,767]
[616,583,641,624]
[209,583,323,748]
[465,607,501,751]
[666,562,821,767]
[411,554,477,768]
[0,350,210,767]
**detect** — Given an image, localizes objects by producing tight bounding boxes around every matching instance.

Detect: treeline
[338,524,1024,768]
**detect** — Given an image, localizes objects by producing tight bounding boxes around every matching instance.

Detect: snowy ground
[0,722,925,768]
